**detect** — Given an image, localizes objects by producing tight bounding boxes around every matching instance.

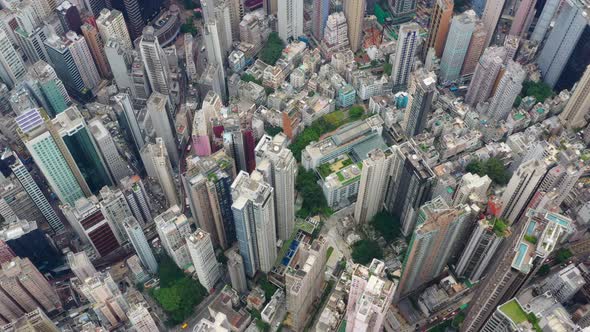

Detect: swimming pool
[513,243,529,269]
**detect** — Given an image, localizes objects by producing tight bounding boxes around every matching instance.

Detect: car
[181,323,189,329]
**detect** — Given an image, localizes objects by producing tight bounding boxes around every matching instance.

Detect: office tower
[346,259,396,332]
[3,308,60,330]
[540,264,585,303]
[395,198,471,300]
[509,0,536,37]
[98,186,133,242]
[155,205,191,269]
[120,0,144,40]
[225,247,247,293]
[140,138,178,207]
[254,133,297,241]
[80,23,111,79]
[127,254,150,283]
[0,219,61,269]
[65,31,101,90]
[56,1,82,34]
[14,25,51,65]
[25,60,71,117]
[203,21,228,101]
[128,303,158,332]
[461,23,486,76]
[286,236,328,331]
[83,0,107,17]
[124,217,158,274]
[147,92,179,167]
[389,0,416,20]
[537,0,588,89]
[343,0,366,52]
[187,229,221,291]
[96,9,133,51]
[481,0,505,47]
[402,69,437,137]
[461,210,571,332]
[487,60,526,121]
[231,171,276,277]
[277,0,304,42]
[500,159,550,224]
[183,151,236,249]
[88,119,130,183]
[62,196,121,257]
[213,2,233,55]
[465,46,506,106]
[0,240,14,265]
[67,251,97,280]
[105,40,134,94]
[390,23,420,91]
[53,107,112,192]
[0,257,61,314]
[77,272,129,328]
[17,109,89,206]
[530,0,560,43]
[440,10,476,82]
[560,64,590,129]
[184,34,197,82]
[422,0,453,60]
[312,0,330,40]
[111,93,145,152]
[7,153,63,232]
[455,217,508,282]
[130,54,151,104]
[263,0,278,15]
[223,120,256,173]
[0,29,25,89]
[385,142,435,236]
[227,0,243,41]
[140,26,171,95]
[120,175,152,225]
[354,148,393,224]
[453,173,492,206]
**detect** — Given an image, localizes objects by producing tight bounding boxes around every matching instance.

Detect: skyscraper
[83,0,107,17]
[343,0,366,52]
[128,303,159,332]
[225,246,247,293]
[111,93,145,152]
[140,138,178,208]
[3,308,60,330]
[56,1,82,34]
[402,69,437,137]
[452,172,492,206]
[461,22,486,76]
[124,216,158,274]
[508,0,536,37]
[559,64,590,129]
[187,229,220,291]
[25,60,71,117]
[96,9,133,51]
[139,26,171,95]
[99,186,134,242]
[390,23,420,91]
[77,271,129,328]
[231,171,276,277]
[14,25,51,65]
[254,133,297,241]
[385,141,435,236]
[67,251,97,280]
[439,10,476,82]
[422,0,453,60]
[487,60,526,121]
[277,0,304,42]
[530,0,560,43]
[121,0,145,40]
[154,205,192,269]
[88,119,130,183]
[480,0,505,47]
[120,175,153,225]
[0,28,25,88]
[395,198,471,300]
[312,0,330,40]
[389,0,417,21]
[465,46,506,106]
[354,148,394,224]
[147,92,179,167]
[80,23,111,79]
[203,21,228,101]
[105,39,135,97]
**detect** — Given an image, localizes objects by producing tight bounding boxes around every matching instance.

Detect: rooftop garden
[499,299,528,324]
[492,218,509,237]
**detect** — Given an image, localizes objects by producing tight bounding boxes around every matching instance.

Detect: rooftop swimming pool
[513,243,529,269]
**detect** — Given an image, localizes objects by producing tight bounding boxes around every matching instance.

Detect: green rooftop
[499,299,527,324]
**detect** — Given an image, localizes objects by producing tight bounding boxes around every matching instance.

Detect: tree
[537,264,551,276]
[241,73,263,85]
[521,80,554,103]
[264,124,282,136]
[371,211,402,243]
[349,105,364,120]
[259,32,285,65]
[555,248,573,264]
[351,240,383,265]
[296,167,329,216]
[180,18,197,35]
[383,63,393,76]
[465,157,511,185]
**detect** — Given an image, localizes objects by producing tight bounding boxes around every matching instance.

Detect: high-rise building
[540,264,585,303]
[155,205,192,269]
[120,0,145,40]
[67,251,97,280]
[461,210,571,332]
[0,28,25,88]
[56,1,82,34]
[203,21,228,102]
[560,64,590,129]
[385,142,435,236]
[139,26,171,95]
[402,69,437,137]
[105,40,135,97]
[346,259,396,332]
[53,106,112,193]
[140,138,178,208]
[439,10,476,82]
[487,60,526,121]
[223,117,256,173]
[88,119,130,183]
[128,303,159,332]
[187,229,220,291]
[80,23,111,79]
[96,9,133,51]
[14,24,51,65]
[2,308,60,330]
[183,151,236,249]
[83,0,108,17]
[277,0,304,42]
[452,172,492,206]
[77,271,129,328]
[286,236,328,331]
[120,175,152,225]
[422,0,453,60]
[263,0,278,15]
[98,186,134,242]
[254,133,297,241]
[530,0,560,43]
[343,0,366,52]
[321,12,350,56]
[227,0,243,41]
[0,176,44,226]
[312,0,330,40]
[465,46,506,106]
[389,0,417,21]
[231,170,276,277]
[225,246,247,293]
[124,216,158,274]
[25,60,71,117]
[147,92,179,167]
[461,22,486,76]
[395,198,471,300]
[354,148,394,224]
[17,109,90,206]
[537,0,589,89]
[390,23,420,91]
[480,0,505,47]
[111,93,145,152]
[455,217,509,282]
[508,0,536,37]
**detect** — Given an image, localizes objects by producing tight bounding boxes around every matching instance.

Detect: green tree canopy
[296,167,329,216]
[241,73,262,85]
[349,105,365,120]
[351,239,383,265]
[520,80,554,103]
[259,32,285,65]
[465,157,511,185]
[371,211,402,243]
[383,63,393,76]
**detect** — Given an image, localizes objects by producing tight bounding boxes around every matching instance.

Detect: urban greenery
[465,157,511,185]
[524,235,538,244]
[180,18,197,35]
[296,167,330,217]
[383,63,393,76]
[349,105,365,120]
[241,73,263,85]
[327,246,334,260]
[258,274,278,300]
[259,32,285,65]
[537,264,551,276]
[371,211,402,243]
[351,239,384,265]
[264,124,283,136]
[555,248,573,264]
[520,81,554,103]
[289,117,337,161]
[492,218,509,237]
